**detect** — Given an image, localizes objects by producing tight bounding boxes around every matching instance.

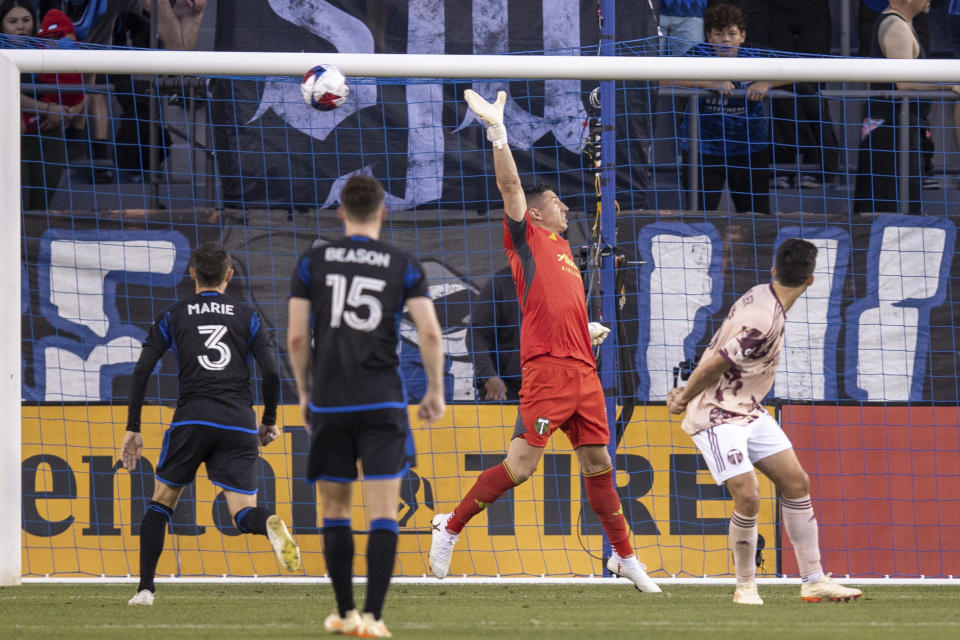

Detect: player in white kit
[667,238,862,605]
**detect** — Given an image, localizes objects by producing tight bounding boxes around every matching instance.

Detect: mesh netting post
[0,52,22,586]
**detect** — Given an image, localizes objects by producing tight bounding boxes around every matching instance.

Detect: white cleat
[127,589,154,606]
[801,573,862,603]
[323,608,362,635]
[267,515,301,572]
[733,582,764,605]
[356,612,392,638]
[606,553,661,593]
[428,512,458,579]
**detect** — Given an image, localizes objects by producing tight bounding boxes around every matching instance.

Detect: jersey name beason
[324,246,391,267]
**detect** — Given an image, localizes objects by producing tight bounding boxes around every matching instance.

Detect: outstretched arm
[465,90,527,221]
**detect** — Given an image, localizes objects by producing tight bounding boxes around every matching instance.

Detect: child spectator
[664,3,789,214]
[35,9,84,131]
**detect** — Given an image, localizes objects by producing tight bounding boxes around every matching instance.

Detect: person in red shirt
[35,9,84,129]
[428,90,660,593]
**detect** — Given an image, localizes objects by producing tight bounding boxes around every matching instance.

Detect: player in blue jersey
[288,175,446,638]
[121,242,300,606]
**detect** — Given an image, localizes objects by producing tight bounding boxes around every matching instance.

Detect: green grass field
[2,584,959,639]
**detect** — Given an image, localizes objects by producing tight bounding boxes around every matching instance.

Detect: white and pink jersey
[681,283,786,436]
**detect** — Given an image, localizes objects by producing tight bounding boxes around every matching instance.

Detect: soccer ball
[300,64,349,111]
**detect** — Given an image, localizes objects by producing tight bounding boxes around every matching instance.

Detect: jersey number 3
[325,274,386,332]
[196,324,231,371]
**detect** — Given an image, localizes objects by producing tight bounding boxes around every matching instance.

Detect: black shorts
[307,408,412,483]
[156,424,260,494]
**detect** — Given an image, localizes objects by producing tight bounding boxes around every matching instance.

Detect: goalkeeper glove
[464,89,507,148]
[588,322,611,346]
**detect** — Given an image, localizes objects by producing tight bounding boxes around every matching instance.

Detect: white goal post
[2,49,959,586]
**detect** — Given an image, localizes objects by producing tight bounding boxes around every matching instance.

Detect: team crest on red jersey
[727,449,744,465]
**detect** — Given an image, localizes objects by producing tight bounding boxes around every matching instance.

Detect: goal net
[5,35,960,584]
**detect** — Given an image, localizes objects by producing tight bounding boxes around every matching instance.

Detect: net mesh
[15,35,960,578]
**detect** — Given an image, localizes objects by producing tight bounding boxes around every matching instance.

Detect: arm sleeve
[126,318,170,432]
[402,258,429,300]
[250,313,280,427]
[289,253,312,300]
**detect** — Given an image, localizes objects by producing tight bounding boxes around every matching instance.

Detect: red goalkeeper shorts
[512,355,609,448]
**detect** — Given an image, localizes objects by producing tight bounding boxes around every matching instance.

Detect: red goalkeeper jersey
[503,214,595,367]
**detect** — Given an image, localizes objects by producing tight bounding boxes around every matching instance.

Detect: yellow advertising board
[21,404,776,578]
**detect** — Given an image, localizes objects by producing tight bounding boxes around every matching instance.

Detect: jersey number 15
[325,274,387,332]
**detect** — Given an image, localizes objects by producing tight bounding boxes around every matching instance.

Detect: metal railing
[662,87,958,214]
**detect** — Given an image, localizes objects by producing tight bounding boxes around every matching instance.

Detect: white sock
[729,511,758,584]
[781,495,823,581]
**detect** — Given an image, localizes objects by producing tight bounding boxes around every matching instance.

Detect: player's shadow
[398,469,434,528]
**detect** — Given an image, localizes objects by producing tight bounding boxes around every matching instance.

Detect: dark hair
[191,242,232,287]
[0,0,38,35]
[774,238,817,287]
[340,175,385,222]
[523,182,555,207]
[703,3,746,36]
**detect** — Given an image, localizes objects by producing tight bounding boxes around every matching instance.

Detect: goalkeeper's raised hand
[464,89,507,148]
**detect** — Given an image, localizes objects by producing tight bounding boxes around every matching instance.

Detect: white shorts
[690,413,793,485]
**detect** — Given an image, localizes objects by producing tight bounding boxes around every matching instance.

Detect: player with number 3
[121,242,300,606]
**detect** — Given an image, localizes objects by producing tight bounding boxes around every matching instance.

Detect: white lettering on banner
[250,1,378,141]
[854,226,947,401]
[49,240,178,338]
[775,237,840,400]
[646,234,715,399]
[465,0,586,152]
[43,338,141,401]
[32,233,188,402]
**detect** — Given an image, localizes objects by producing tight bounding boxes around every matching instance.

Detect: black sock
[364,519,398,620]
[234,506,270,536]
[138,501,173,593]
[322,519,355,617]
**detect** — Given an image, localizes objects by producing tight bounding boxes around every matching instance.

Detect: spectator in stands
[470,266,521,402]
[2,0,82,209]
[854,0,960,214]
[36,9,84,130]
[665,3,790,214]
[766,0,840,190]
[859,0,939,191]
[154,0,205,51]
[660,1,706,57]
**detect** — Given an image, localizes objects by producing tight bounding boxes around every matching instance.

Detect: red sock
[448,462,519,534]
[583,468,633,558]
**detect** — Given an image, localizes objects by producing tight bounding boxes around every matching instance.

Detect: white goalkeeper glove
[464,89,507,148]
[588,322,611,346]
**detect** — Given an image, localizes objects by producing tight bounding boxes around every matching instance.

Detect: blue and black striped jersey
[289,235,429,411]
[126,291,280,432]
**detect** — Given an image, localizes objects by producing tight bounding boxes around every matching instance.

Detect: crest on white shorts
[727,449,744,465]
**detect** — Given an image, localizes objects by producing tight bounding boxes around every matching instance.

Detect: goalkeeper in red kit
[428,90,660,593]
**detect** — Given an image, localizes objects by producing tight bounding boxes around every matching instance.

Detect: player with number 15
[287,175,446,637]
[121,242,301,606]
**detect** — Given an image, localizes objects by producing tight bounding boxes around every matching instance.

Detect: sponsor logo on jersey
[535,417,550,435]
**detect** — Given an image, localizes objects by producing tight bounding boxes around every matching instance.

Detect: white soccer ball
[300,64,349,111]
